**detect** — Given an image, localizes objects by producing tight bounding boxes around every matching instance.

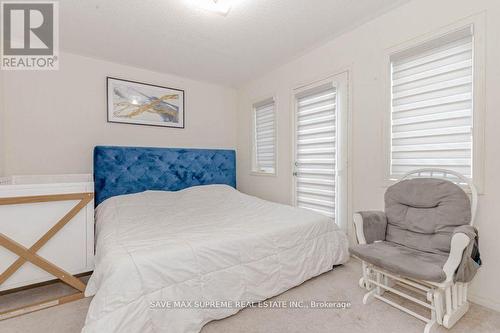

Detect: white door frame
[291,71,349,230]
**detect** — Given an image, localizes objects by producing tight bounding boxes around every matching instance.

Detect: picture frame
[106,77,185,128]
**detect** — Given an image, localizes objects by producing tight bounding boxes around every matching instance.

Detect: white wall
[1,52,237,175]
[237,0,500,311]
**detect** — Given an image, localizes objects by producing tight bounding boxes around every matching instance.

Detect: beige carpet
[1,260,499,333]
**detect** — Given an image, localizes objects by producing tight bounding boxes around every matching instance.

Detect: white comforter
[83,185,349,333]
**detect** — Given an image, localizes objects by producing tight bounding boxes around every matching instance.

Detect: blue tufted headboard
[93,146,236,206]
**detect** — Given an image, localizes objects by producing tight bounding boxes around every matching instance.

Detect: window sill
[250,171,277,177]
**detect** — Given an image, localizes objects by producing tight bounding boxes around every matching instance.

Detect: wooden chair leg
[363,288,378,304]
[434,290,444,325]
[424,320,436,333]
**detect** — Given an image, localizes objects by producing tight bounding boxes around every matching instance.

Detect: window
[390,26,474,178]
[252,98,276,174]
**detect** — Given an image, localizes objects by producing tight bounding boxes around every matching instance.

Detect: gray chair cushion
[350,241,449,282]
[385,178,471,255]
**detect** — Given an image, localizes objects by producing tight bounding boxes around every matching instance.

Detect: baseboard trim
[468,293,500,313]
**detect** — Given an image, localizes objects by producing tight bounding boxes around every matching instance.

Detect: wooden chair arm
[443,232,470,283]
[353,213,366,245]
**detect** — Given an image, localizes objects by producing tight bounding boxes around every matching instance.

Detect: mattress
[83,185,349,333]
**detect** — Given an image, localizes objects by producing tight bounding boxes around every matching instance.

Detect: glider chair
[350,168,480,333]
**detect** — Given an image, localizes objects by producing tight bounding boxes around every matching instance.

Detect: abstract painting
[107,77,185,128]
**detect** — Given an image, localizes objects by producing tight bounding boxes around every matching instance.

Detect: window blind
[254,99,276,174]
[390,26,474,178]
[295,85,336,218]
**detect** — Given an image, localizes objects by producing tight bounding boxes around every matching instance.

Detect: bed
[83,146,349,333]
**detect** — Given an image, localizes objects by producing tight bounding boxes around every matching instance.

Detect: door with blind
[293,72,348,226]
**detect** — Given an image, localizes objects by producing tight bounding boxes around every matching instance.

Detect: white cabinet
[0,174,94,291]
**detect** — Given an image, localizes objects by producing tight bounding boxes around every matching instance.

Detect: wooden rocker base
[361,284,438,333]
[358,264,471,333]
[443,302,469,329]
[424,320,437,333]
[0,193,93,321]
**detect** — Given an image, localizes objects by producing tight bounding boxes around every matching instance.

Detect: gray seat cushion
[385,178,471,255]
[350,241,449,282]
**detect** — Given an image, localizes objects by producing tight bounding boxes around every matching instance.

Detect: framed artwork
[106,77,185,128]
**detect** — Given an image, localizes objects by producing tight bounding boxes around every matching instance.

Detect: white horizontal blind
[390,27,474,178]
[254,99,276,174]
[295,85,336,218]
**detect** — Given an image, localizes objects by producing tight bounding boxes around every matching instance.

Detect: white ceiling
[60,0,409,86]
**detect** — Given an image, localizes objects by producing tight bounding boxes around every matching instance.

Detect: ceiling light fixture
[189,0,232,16]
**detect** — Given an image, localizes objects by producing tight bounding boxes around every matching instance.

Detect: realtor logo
[1,1,59,70]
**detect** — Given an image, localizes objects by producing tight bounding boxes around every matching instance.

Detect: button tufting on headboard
[93,146,236,206]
